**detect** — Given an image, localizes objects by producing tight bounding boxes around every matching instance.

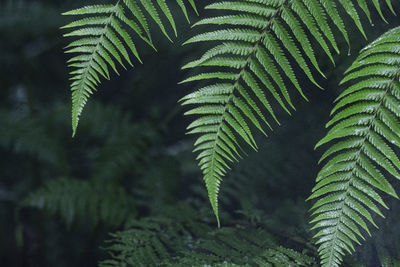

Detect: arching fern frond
[22,178,136,228]
[309,26,400,267]
[181,0,395,226]
[63,0,197,136]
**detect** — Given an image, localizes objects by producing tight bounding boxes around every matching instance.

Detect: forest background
[1,0,400,266]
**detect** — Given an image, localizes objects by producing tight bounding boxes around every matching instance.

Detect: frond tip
[309,26,400,267]
[63,0,197,136]
[182,0,376,225]
[181,0,396,228]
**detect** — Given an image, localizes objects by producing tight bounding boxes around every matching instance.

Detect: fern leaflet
[309,26,400,267]
[63,0,196,136]
[181,0,394,225]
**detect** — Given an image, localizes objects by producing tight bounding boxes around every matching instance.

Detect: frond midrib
[203,0,289,225]
[71,1,121,136]
[319,65,400,266]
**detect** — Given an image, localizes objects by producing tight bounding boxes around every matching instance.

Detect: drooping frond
[23,178,136,228]
[62,0,197,136]
[309,26,400,267]
[181,0,395,225]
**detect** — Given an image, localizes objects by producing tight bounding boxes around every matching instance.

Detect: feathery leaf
[181,0,393,225]
[309,26,400,267]
[63,0,197,136]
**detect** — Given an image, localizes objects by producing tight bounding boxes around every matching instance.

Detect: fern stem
[205,0,289,227]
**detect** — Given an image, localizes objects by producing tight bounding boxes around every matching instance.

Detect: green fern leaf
[23,178,135,228]
[100,205,317,267]
[309,26,400,267]
[63,0,197,136]
[181,0,394,225]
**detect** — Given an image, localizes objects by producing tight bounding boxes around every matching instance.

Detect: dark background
[1,0,400,266]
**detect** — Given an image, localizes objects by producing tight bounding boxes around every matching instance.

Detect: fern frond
[100,205,212,267]
[181,0,395,225]
[166,229,317,266]
[23,178,135,228]
[100,205,316,266]
[0,109,66,168]
[379,254,400,267]
[323,0,395,44]
[309,26,400,267]
[63,0,197,136]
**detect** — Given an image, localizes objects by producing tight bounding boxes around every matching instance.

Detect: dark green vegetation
[2,0,400,266]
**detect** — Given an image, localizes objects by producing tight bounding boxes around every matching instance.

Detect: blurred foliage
[100,204,317,267]
[1,0,400,266]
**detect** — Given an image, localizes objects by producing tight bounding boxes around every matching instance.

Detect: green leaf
[63,0,197,135]
[310,26,400,267]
